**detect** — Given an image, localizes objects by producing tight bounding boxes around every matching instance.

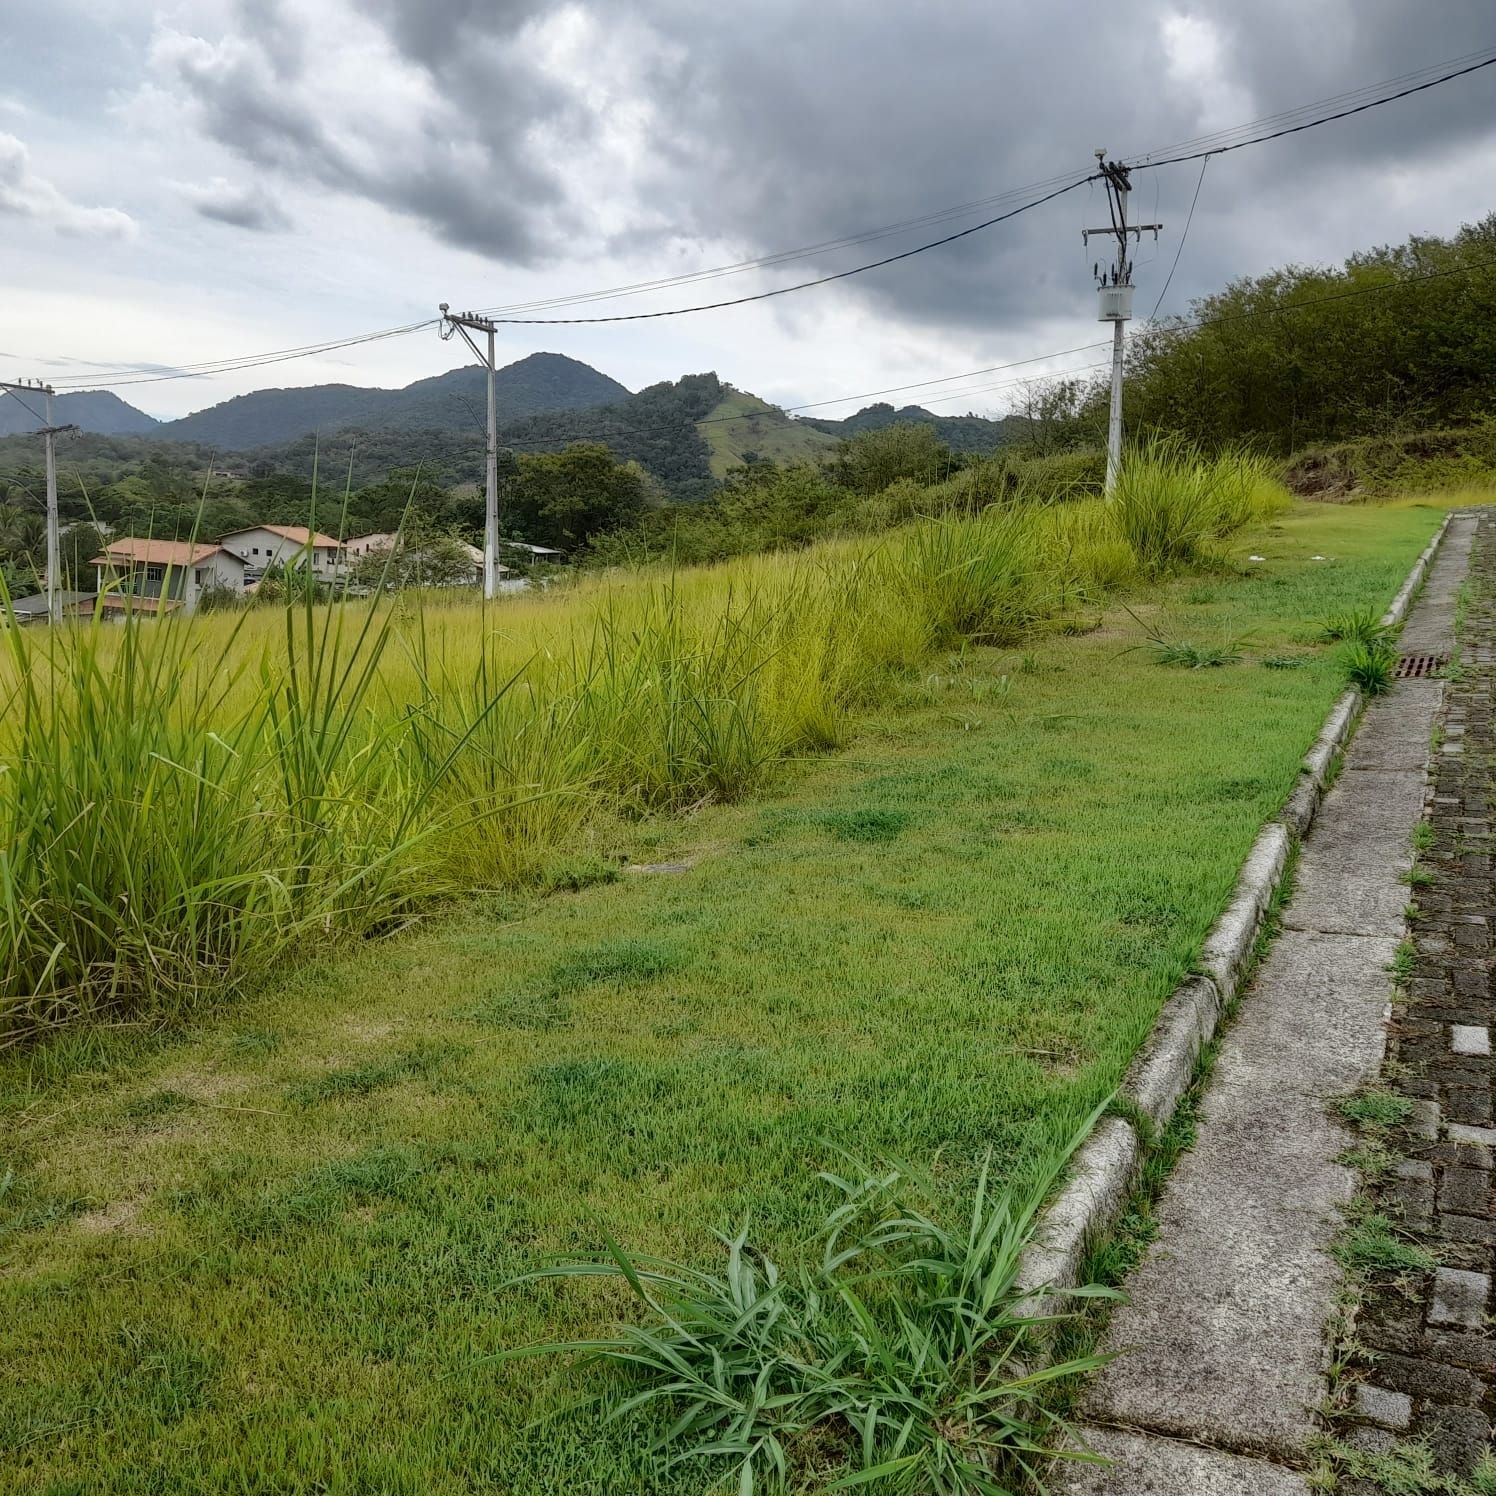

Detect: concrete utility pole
[1084,153,1162,495]
[1,378,77,622]
[438,305,501,600]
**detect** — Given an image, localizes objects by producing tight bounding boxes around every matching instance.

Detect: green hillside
[802,401,1027,453]
[157,354,630,450]
[698,390,837,478]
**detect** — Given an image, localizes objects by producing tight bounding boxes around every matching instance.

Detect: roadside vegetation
[0,490,1470,1493]
[0,444,1287,1049]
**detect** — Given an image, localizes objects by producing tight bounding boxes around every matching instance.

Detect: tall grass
[1107,436,1288,575]
[0,448,1280,1045]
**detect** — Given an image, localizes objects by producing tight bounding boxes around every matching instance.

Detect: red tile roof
[91,539,238,567]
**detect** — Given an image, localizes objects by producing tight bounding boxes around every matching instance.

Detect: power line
[0,387,48,426]
[1129,45,1496,164]
[491,256,1496,451]
[481,178,1097,326]
[478,45,1496,319]
[1177,252,1496,334]
[778,343,1112,415]
[1149,155,1211,321]
[31,43,1496,384]
[1132,50,1496,172]
[474,175,1089,318]
[48,320,437,390]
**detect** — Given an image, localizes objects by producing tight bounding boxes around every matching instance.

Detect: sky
[3,0,1496,423]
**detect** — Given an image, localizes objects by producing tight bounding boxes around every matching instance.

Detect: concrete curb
[1199,822,1289,1004]
[1012,513,1457,1311]
[1382,512,1452,628]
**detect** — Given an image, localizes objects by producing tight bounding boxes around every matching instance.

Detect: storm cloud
[8,0,1496,419]
[179,176,293,231]
[137,0,1496,333]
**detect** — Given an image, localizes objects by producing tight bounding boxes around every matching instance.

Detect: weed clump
[1344,638,1398,695]
[493,1133,1119,1495]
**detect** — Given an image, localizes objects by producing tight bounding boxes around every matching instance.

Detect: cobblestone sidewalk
[1352,512,1496,1484]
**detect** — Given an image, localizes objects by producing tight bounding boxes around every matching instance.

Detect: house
[3,591,95,625]
[91,539,247,615]
[344,532,399,563]
[218,525,343,578]
[501,541,567,562]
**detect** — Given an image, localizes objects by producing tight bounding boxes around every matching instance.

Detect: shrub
[1320,607,1396,647]
[893,508,1044,649]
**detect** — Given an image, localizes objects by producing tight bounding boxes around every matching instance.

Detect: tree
[349,532,477,590]
[1118,213,1496,452]
[833,422,952,493]
[508,443,647,548]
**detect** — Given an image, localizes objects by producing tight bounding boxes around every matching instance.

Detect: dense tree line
[1120,213,1496,452]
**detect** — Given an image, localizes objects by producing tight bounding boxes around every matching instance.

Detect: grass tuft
[493,1131,1121,1495]
[1344,637,1399,695]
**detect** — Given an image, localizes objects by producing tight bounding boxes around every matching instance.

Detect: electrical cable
[48,321,438,390]
[1130,51,1496,171]
[0,388,49,426]
[1129,45,1496,163]
[480,47,1496,318]
[32,43,1496,382]
[1179,252,1496,333]
[480,177,1097,325]
[490,256,1496,451]
[1149,155,1211,321]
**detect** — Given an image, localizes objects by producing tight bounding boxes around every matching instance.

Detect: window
[145,565,165,582]
[194,570,203,585]
[253,547,260,556]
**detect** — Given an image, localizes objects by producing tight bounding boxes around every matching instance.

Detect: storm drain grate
[1395,653,1448,679]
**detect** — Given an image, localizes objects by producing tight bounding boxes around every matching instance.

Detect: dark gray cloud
[155,0,575,262]
[615,0,1496,330]
[153,0,1496,332]
[180,177,292,231]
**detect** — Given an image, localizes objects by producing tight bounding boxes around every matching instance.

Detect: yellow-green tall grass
[1107,435,1288,575]
[0,448,1287,1044]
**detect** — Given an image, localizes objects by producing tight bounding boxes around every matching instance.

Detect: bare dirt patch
[74,1198,152,1237]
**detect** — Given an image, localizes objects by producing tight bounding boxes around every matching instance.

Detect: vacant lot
[0,499,1466,1493]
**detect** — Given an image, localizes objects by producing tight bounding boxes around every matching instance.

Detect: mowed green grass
[0,500,1462,1493]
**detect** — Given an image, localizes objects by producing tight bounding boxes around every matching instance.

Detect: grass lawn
[0,499,1468,1494]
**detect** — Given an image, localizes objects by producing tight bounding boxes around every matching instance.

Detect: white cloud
[0,132,136,238]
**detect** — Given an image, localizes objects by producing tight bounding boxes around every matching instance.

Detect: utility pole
[1,378,77,622]
[438,305,501,600]
[1084,153,1162,494]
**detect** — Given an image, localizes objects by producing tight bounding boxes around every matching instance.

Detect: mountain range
[0,355,1022,498]
[0,388,161,438]
[0,354,630,449]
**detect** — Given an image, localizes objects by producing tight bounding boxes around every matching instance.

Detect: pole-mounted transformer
[1083,153,1162,495]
